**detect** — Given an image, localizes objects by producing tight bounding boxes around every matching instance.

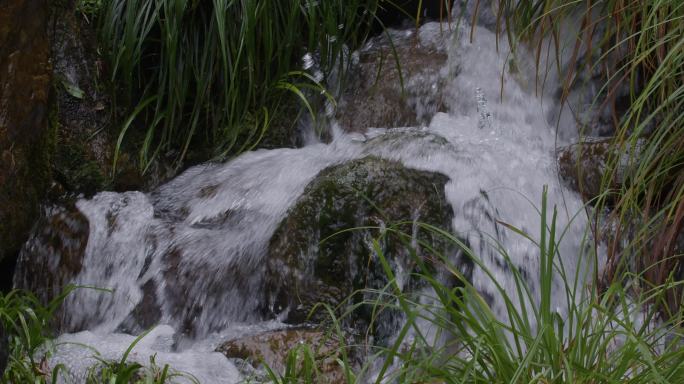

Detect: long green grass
[267,187,684,383]
[0,287,74,383]
[95,1,462,172]
[95,0,397,171]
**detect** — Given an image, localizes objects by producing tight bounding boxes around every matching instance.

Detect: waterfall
[17,20,594,383]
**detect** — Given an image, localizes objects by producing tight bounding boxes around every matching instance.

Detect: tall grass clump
[0,288,73,383]
[491,0,684,312]
[96,0,401,171]
[267,187,684,383]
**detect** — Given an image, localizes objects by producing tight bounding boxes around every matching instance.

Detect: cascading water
[16,19,596,383]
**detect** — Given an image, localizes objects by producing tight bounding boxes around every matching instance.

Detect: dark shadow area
[373,0,453,33]
[0,253,17,293]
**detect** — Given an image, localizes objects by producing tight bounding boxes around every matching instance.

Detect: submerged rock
[335,23,453,133]
[0,0,52,266]
[217,328,343,383]
[264,157,462,340]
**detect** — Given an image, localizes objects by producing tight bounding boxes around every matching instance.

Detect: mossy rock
[263,157,464,341]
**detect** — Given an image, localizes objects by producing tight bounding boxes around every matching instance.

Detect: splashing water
[17,21,595,382]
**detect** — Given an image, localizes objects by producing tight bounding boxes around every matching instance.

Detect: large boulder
[0,0,52,267]
[263,157,463,341]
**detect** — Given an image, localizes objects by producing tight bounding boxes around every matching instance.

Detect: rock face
[335,23,453,133]
[49,1,113,194]
[264,157,461,340]
[217,328,344,383]
[48,1,173,193]
[0,0,52,266]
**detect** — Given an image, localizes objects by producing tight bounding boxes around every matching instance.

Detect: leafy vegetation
[0,287,76,383]
[92,0,409,171]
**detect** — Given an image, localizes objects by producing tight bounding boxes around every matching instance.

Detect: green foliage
[77,0,104,22]
[0,288,191,383]
[265,187,684,383]
[0,287,74,383]
[97,0,401,171]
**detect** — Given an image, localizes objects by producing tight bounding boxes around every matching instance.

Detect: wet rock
[558,58,632,138]
[335,23,453,134]
[49,0,112,194]
[256,100,304,150]
[557,139,612,201]
[13,204,89,315]
[217,328,344,383]
[546,15,634,139]
[264,157,461,340]
[557,138,640,202]
[48,1,177,193]
[0,0,52,266]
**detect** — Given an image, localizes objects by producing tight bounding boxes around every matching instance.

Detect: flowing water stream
[17,20,596,383]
